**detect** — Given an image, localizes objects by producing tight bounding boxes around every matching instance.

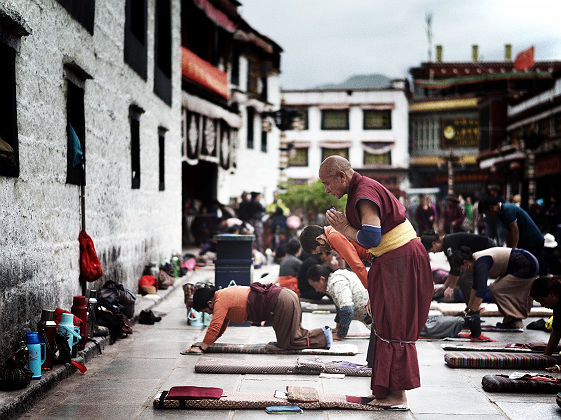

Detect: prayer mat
[433,302,552,317]
[478,325,524,333]
[442,342,555,353]
[420,333,494,342]
[301,302,337,313]
[345,333,370,338]
[153,387,381,411]
[194,356,372,376]
[181,343,359,355]
[444,352,558,369]
[482,374,561,393]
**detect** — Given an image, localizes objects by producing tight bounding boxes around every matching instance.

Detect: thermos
[58,313,81,355]
[86,290,97,339]
[25,332,46,379]
[71,295,87,350]
[37,309,57,370]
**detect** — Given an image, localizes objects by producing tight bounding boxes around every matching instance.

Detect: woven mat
[194,356,371,376]
[482,374,561,393]
[444,352,558,369]
[432,302,552,317]
[182,343,359,355]
[301,302,337,313]
[441,342,554,353]
[153,390,381,410]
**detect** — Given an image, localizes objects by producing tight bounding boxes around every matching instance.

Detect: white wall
[0,0,182,357]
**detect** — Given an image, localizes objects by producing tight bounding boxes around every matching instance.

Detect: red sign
[535,153,561,177]
[181,47,229,99]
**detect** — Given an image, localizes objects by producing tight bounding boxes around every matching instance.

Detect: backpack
[79,231,103,282]
[99,280,136,318]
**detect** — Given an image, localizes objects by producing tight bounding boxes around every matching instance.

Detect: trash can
[214,234,254,289]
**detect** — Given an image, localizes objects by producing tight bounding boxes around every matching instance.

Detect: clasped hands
[326,208,351,236]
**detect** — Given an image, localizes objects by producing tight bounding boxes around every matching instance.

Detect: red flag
[514,46,535,71]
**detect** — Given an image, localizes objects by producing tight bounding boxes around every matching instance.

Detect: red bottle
[71,296,87,350]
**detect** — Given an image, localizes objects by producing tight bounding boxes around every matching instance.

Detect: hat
[544,233,558,249]
[446,194,459,203]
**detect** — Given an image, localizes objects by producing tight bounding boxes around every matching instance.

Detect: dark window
[154,0,172,105]
[57,0,96,34]
[66,80,86,185]
[363,110,391,129]
[0,42,18,177]
[321,147,348,161]
[231,47,240,86]
[288,147,308,167]
[158,128,166,191]
[261,127,267,153]
[297,108,309,130]
[247,107,254,149]
[364,151,391,165]
[124,0,147,79]
[129,106,144,189]
[261,75,268,102]
[321,109,349,130]
[247,60,259,95]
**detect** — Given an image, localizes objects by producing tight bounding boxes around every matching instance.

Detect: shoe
[463,313,481,338]
[322,326,333,349]
[139,310,155,325]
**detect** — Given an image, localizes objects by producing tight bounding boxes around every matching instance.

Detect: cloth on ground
[482,374,561,393]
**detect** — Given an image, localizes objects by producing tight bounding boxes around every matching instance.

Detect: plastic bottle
[37,309,57,370]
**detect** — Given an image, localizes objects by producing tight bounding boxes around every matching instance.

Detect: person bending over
[530,275,561,364]
[452,246,539,330]
[307,264,371,340]
[186,283,332,353]
[421,231,495,303]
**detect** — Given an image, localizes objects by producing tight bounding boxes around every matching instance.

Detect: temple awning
[182,47,229,99]
[193,0,237,33]
[416,72,552,89]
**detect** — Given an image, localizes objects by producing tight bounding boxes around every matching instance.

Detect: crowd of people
[182,156,561,410]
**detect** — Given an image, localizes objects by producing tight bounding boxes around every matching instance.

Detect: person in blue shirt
[478,196,546,274]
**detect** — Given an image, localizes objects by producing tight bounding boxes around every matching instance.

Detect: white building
[281,75,410,196]
[0,0,182,358]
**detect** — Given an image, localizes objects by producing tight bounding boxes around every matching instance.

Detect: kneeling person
[307,265,371,340]
[187,283,332,353]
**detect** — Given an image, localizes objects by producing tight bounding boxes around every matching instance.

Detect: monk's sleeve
[202,299,228,345]
[328,230,369,288]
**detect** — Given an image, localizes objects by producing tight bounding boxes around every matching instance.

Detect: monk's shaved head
[319,156,352,177]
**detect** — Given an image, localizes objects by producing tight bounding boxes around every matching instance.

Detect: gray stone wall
[0,0,182,358]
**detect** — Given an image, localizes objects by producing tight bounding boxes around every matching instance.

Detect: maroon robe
[346,172,433,396]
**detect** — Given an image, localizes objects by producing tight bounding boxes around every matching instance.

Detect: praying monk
[319,156,432,409]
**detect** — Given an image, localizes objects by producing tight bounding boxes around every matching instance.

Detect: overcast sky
[238,0,561,89]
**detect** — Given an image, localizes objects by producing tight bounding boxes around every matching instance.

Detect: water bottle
[187,308,203,326]
[37,309,57,370]
[25,332,46,379]
[71,296,87,350]
[86,290,98,339]
[58,313,81,354]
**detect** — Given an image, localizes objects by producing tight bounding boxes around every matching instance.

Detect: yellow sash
[367,219,418,257]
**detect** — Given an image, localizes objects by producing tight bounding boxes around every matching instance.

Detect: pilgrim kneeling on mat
[307,263,482,339]
[186,283,332,353]
[451,246,539,330]
[530,275,561,370]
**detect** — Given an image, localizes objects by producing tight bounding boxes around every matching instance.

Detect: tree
[279,181,347,220]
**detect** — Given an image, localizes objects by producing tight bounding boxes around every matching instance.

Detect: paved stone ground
[19,263,561,419]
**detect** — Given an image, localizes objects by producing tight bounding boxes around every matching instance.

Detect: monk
[319,156,433,409]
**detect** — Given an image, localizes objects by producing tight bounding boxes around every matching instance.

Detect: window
[321,147,348,161]
[261,75,268,102]
[363,110,391,129]
[363,142,392,166]
[247,107,254,149]
[321,109,349,130]
[124,0,147,79]
[297,108,309,130]
[288,147,308,167]
[154,0,172,105]
[57,0,96,34]
[158,128,166,191]
[65,62,92,186]
[231,47,240,86]
[0,42,18,177]
[247,60,259,95]
[261,127,267,153]
[129,105,144,189]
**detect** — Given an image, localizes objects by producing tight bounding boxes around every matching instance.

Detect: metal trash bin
[214,234,254,289]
